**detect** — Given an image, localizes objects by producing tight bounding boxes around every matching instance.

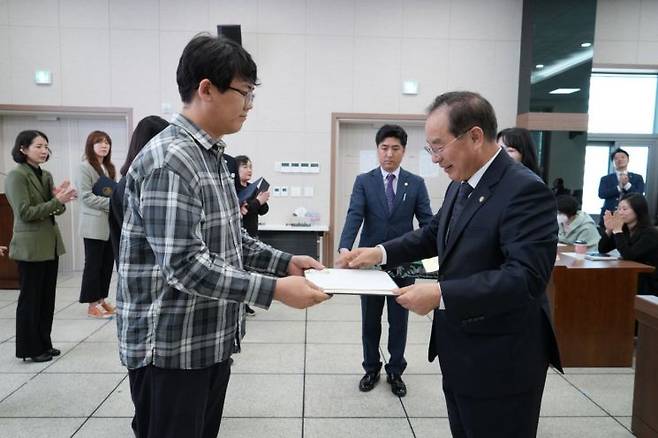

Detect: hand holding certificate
[333,247,442,314]
[272,255,331,309]
[334,247,383,269]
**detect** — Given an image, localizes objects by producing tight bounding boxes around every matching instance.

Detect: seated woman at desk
[556,195,600,249]
[599,193,658,295]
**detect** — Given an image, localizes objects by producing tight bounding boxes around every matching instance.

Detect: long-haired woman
[76,130,117,318]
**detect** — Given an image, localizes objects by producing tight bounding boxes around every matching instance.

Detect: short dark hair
[12,130,49,163]
[427,91,497,141]
[610,148,629,161]
[497,127,541,176]
[556,195,579,217]
[619,193,652,229]
[234,155,251,167]
[375,124,407,147]
[121,116,169,176]
[176,34,258,104]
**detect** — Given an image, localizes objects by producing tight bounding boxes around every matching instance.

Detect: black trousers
[128,361,231,438]
[79,238,114,303]
[15,259,58,358]
[361,277,412,376]
[443,368,547,438]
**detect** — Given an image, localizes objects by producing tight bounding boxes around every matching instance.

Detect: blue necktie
[446,182,473,242]
[385,173,395,213]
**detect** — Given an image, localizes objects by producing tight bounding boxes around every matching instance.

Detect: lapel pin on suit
[479,196,485,203]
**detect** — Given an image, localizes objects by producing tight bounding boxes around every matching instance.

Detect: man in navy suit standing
[338,124,432,397]
[598,148,644,221]
[338,92,561,437]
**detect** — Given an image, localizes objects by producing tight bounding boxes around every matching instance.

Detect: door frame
[0,104,133,132]
[329,112,425,266]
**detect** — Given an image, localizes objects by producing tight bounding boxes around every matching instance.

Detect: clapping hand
[618,173,629,189]
[53,180,77,203]
[603,210,624,234]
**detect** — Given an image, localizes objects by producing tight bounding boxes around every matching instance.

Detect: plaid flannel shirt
[117,113,292,370]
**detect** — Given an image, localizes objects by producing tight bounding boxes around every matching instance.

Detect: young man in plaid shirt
[117,34,329,438]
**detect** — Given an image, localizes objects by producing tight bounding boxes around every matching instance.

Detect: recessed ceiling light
[535,64,544,69]
[581,42,592,48]
[549,88,581,94]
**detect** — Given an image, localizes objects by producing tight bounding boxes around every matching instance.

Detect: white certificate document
[304,268,398,296]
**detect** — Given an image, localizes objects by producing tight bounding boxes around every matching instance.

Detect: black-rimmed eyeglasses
[227,86,255,106]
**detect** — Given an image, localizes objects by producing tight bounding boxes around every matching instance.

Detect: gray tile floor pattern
[0,273,637,437]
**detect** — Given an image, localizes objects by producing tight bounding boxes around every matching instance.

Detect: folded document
[304,268,398,296]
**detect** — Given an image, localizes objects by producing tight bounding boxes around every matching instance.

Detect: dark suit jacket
[339,167,433,250]
[383,151,561,397]
[598,171,644,216]
[598,225,658,294]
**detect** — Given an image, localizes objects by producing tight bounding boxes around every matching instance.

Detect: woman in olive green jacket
[5,130,77,362]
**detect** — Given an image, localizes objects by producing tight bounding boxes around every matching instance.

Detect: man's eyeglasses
[424,128,474,156]
[227,86,255,106]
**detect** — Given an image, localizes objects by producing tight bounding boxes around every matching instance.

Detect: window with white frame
[588,73,657,134]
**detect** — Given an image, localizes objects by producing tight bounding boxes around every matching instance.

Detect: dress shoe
[386,373,407,397]
[359,371,380,392]
[28,352,53,363]
[48,348,61,357]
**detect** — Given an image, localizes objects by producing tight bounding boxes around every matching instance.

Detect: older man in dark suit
[339,92,561,437]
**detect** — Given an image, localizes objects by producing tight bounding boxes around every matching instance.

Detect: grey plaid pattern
[117,113,291,370]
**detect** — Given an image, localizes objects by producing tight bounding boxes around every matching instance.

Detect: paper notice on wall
[359,150,378,174]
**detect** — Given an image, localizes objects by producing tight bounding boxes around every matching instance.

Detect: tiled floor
[0,273,637,437]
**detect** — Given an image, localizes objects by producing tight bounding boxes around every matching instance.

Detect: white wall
[0,0,524,226]
[594,0,658,66]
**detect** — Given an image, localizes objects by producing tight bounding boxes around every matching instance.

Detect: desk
[257,224,328,264]
[632,296,658,438]
[547,248,654,366]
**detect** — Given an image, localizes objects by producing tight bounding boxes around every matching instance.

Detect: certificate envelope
[304,268,398,296]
